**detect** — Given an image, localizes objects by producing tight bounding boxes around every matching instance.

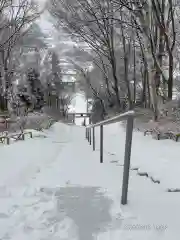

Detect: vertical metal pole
[5,118,8,129]
[56,97,58,109]
[100,125,103,163]
[121,115,134,205]
[84,117,86,126]
[72,114,75,123]
[30,132,33,138]
[85,128,88,139]
[89,128,92,145]
[22,133,25,140]
[87,128,89,142]
[93,127,95,151]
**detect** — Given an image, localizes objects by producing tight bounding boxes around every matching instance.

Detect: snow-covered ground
[92,122,180,191]
[0,121,180,239]
[0,93,180,239]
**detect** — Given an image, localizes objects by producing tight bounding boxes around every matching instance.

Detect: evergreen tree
[51,51,62,94]
[26,68,44,110]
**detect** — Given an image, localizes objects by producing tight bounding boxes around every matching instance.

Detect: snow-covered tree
[47,0,180,121]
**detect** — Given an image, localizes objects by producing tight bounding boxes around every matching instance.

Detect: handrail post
[87,128,89,142]
[89,128,92,145]
[121,115,134,205]
[100,125,103,163]
[85,128,88,139]
[92,127,95,151]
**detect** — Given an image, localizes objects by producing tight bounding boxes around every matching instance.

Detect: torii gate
[67,112,92,124]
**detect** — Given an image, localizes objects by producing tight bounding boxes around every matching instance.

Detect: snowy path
[0,123,180,239]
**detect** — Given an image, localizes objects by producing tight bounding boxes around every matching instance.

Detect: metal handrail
[86,110,134,128]
[85,110,135,205]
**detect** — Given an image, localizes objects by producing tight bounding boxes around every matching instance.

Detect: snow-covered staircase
[0,122,180,240]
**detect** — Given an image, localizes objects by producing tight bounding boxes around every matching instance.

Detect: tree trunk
[168,53,173,99]
[146,48,159,121]
[133,40,136,105]
[142,68,147,107]
[124,55,132,109]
